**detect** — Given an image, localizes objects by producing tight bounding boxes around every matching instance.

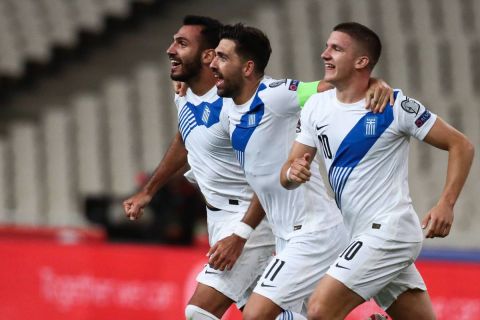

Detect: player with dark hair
[281,22,474,320]
[123,15,276,320]
[208,23,393,320]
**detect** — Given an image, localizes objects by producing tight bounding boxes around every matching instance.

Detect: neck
[233,76,263,105]
[187,68,217,96]
[334,73,370,104]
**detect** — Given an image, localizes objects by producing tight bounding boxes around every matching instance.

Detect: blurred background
[0,0,478,319]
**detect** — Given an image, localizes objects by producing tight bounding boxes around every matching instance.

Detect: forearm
[240,193,266,229]
[438,139,474,207]
[143,131,188,197]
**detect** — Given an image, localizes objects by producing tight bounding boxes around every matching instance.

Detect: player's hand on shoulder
[173,81,188,96]
[421,199,454,238]
[123,191,152,221]
[207,234,247,271]
[365,78,395,113]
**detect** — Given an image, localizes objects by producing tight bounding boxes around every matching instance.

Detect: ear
[243,60,255,77]
[355,55,370,70]
[202,49,216,65]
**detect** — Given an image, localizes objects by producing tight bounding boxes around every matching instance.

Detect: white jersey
[221,77,343,240]
[175,86,252,212]
[296,89,437,242]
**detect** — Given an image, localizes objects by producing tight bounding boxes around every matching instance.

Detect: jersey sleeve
[393,89,437,140]
[262,78,317,116]
[295,96,318,148]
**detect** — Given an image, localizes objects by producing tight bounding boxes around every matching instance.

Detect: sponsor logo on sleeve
[415,110,431,128]
[288,79,300,91]
[268,79,287,88]
[401,97,420,115]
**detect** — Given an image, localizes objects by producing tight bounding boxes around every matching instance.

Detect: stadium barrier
[0,231,478,319]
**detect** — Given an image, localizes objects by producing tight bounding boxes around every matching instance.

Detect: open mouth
[170,58,182,71]
[324,63,335,70]
[213,72,224,87]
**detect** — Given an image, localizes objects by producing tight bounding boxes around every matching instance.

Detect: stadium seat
[72,93,109,197]
[42,108,83,226]
[135,63,169,170]
[10,121,44,225]
[255,2,290,78]
[0,138,11,223]
[103,77,139,196]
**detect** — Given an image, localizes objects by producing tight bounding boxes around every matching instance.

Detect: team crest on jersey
[365,116,377,136]
[288,80,300,91]
[269,79,287,88]
[247,114,256,127]
[202,105,211,124]
[401,97,420,115]
[415,110,431,128]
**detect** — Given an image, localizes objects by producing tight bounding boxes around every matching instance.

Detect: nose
[166,42,175,55]
[209,56,218,70]
[321,47,330,60]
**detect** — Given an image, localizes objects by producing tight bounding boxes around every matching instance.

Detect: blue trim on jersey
[278,310,293,320]
[329,91,399,208]
[231,83,267,168]
[178,97,223,141]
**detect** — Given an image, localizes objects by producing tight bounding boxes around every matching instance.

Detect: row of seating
[0,0,146,77]
[0,63,176,226]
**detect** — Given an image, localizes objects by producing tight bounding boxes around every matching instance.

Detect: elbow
[466,140,475,161]
[462,136,475,161]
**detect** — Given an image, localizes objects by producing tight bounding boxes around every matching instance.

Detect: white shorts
[196,207,275,308]
[253,223,348,313]
[326,232,427,310]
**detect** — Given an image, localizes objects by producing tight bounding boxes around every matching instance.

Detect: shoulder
[391,89,425,116]
[260,77,301,95]
[304,89,335,109]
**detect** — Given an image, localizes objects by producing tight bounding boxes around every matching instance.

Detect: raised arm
[421,117,474,238]
[280,141,317,190]
[123,131,188,220]
[207,193,266,271]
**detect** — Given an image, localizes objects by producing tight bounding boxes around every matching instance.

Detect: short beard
[170,58,202,82]
[217,82,241,99]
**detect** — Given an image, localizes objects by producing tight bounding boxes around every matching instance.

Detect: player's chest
[178,99,225,141]
[313,109,394,161]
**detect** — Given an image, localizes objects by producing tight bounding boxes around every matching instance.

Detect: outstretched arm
[207,193,266,271]
[280,141,317,190]
[123,131,188,220]
[421,117,474,238]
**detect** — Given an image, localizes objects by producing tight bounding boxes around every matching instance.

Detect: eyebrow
[174,35,189,43]
[216,51,227,58]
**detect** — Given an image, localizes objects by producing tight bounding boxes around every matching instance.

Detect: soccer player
[123,16,276,320]
[207,24,393,320]
[281,22,474,320]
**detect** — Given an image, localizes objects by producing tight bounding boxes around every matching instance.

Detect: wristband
[286,167,293,183]
[233,221,254,240]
